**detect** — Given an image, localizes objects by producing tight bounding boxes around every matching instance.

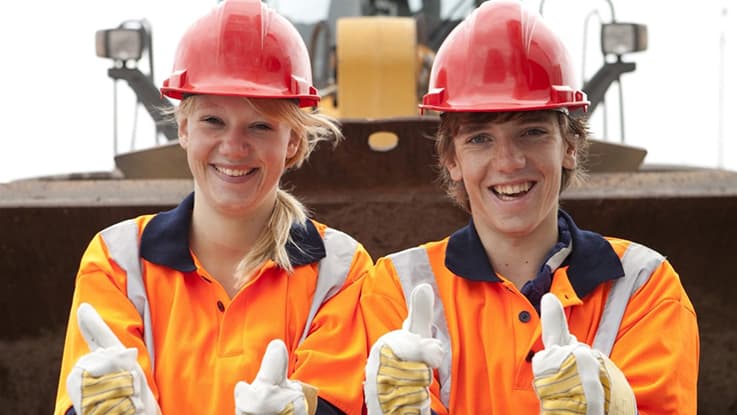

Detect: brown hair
[173,97,343,285]
[435,110,590,212]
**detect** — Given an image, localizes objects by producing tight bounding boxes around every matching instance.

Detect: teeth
[493,182,532,195]
[215,166,253,177]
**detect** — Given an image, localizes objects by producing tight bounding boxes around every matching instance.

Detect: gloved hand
[234,339,317,415]
[532,293,637,415]
[66,303,161,415]
[364,283,444,415]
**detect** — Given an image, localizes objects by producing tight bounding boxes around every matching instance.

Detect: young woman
[54,1,371,414]
[361,1,698,414]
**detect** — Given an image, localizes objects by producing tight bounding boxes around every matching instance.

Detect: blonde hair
[435,110,590,212]
[174,96,343,285]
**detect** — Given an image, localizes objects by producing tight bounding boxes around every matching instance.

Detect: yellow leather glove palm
[365,284,444,415]
[375,345,433,413]
[66,303,161,415]
[532,293,637,415]
[80,371,136,414]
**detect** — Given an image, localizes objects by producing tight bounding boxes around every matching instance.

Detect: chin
[493,220,532,234]
[488,213,541,237]
[208,193,256,213]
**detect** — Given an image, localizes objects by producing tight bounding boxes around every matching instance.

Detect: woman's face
[447,111,576,239]
[178,95,298,217]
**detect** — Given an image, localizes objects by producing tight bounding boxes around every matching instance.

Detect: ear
[178,118,189,150]
[286,131,300,160]
[562,140,577,170]
[446,155,463,182]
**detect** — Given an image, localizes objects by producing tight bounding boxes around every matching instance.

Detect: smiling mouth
[491,181,534,200]
[214,165,257,177]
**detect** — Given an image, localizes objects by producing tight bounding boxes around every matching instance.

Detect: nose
[492,138,525,172]
[220,128,251,157]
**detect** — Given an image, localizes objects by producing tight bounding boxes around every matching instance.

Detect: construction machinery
[1,1,735,413]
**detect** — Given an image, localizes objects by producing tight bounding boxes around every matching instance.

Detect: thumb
[404,283,434,338]
[77,303,125,351]
[540,293,575,348]
[254,339,289,386]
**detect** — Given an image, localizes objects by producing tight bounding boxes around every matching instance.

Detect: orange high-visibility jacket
[360,210,699,414]
[55,193,372,415]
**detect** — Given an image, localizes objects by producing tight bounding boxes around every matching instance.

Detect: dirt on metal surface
[2,131,736,413]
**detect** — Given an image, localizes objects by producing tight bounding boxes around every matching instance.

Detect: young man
[361,1,699,414]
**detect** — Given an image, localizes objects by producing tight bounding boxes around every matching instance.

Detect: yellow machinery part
[335,16,417,119]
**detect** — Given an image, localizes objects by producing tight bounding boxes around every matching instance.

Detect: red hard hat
[420,0,589,114]
[161,0,319,107]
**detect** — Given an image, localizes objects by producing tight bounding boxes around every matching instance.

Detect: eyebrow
[458,122,490,135]
[517,114,554,124]
[192,103,222,113]
[458,114,554,135]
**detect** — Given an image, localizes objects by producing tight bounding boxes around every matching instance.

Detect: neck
[189,191,276,291]
[474,211,559,289]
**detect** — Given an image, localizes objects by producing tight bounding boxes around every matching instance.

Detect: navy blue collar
[140,192,326,272]
[445,209,624,299]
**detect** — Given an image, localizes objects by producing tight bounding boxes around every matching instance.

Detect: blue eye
[251,122,274,131]
[522,128,546,137]
[201,116,224,126]
[467,133,491,144]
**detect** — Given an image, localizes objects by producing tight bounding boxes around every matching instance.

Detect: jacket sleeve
[359,256,449,415]
[609,258,699,415]
[53,233,157,415]
[291,240,373,415]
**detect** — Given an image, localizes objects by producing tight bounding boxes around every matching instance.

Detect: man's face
[446,112,576,239]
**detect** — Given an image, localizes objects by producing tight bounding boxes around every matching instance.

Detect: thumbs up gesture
[234,339,317,415]
[66,303,161,415]
[532,293,637,415]
[365,284,444,415]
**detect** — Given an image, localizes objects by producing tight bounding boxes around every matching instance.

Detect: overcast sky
[0,0,734,182]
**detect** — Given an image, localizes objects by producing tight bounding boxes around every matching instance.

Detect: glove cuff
[299,382,319,415]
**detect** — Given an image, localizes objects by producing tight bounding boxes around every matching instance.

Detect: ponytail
[229,98,343,287]
[234,189,308,287]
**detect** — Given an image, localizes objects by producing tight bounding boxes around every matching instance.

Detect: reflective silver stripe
[299,227,359,345]
[388,247,452,408]
[100,219,156,370]
[592,242,664,356]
